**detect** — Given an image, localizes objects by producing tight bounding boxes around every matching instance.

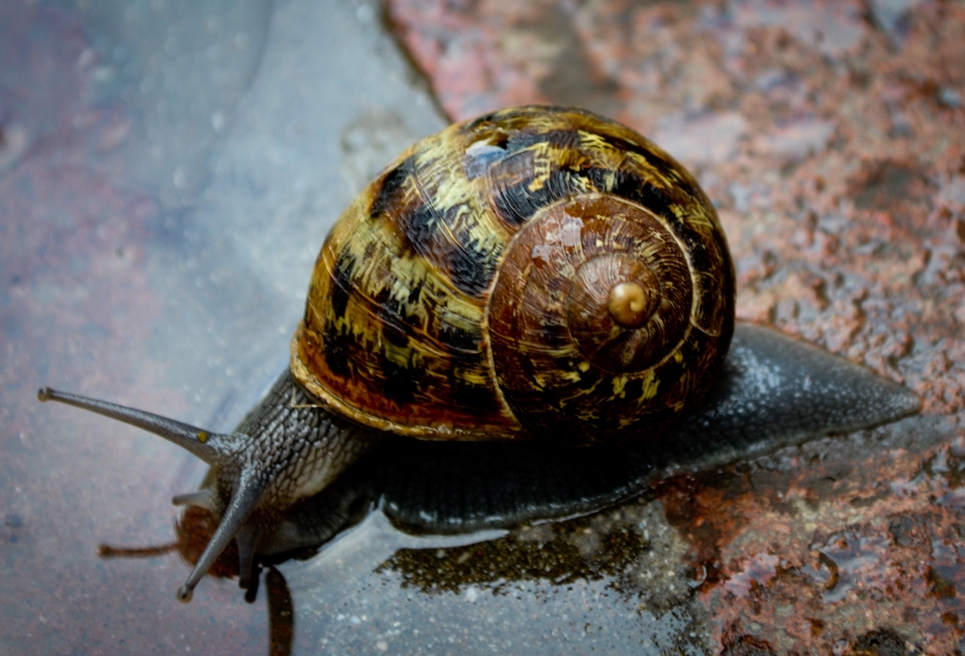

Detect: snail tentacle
[37,386,232,465]
[177,467,267,602]
[236,524,260,595]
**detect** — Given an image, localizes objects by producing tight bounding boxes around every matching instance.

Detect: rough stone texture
[388,0,965,651]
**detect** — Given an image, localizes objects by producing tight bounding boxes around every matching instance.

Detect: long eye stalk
[37,386,229,464]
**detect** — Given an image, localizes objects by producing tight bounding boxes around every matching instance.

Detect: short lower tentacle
[176,468,266,602]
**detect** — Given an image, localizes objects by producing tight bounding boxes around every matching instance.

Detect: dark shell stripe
[297,147,517,436]
[292,106,733,441]
[407,140,508,298]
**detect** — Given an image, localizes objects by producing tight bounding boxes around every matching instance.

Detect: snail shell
[292,106,734,443]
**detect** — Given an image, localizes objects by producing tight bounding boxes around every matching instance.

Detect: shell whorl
[291,105,735,444]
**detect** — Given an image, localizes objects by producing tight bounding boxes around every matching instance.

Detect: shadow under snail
[37,105,921,602]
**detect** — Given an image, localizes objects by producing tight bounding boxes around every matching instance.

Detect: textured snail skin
[36,106,918,601]
[183,373,377,593]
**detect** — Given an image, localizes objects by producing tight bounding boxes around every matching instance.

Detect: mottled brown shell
[291,105,735,445]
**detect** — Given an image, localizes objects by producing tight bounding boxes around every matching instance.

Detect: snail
[37,105,920,602]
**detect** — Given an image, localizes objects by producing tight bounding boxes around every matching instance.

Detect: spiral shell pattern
[291,106,734,444]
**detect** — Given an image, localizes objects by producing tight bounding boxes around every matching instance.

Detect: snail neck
[231,369,380,506]
[180,368,377,600]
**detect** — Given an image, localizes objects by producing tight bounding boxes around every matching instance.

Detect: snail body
[37,106,917,602]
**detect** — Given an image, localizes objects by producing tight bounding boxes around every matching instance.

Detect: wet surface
[3,0,964,654]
